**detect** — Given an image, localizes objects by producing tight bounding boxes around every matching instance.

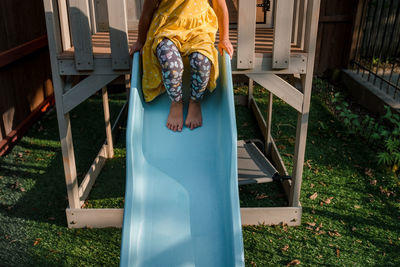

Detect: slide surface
[120,52,244,267]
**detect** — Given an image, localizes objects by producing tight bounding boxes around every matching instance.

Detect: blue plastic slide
[120,52,244,267]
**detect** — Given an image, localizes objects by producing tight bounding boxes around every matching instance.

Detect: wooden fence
[0,0,53,154]
[314,0,359,74]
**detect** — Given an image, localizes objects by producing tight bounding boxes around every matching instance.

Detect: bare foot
[167,101,183,132]
[185,99,202,130]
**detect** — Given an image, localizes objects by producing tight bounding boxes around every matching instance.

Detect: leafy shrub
[332,92,400,178]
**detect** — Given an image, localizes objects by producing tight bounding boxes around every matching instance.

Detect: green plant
[330,91,400,178]
[378,137,400,176]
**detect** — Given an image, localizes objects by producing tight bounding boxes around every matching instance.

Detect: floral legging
[156,38,211,102]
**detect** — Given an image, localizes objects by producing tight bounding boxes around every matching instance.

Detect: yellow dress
[141,0,219,102]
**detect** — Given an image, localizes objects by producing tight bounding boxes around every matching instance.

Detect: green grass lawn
[0,85,399,266]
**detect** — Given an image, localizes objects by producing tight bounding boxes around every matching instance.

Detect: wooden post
[69,0,94,70]
[292,0,300,44]
[265,92,273,156]
[297,0,308,50]
[57,0,71,51]
[290,0,320,207]
[272,0,294,69]
[102,87,114,158]
[89,0,97,34]
[237,0,257,69]
[107,0,130,70]
[248,78,254,107]
[43,0,80,209]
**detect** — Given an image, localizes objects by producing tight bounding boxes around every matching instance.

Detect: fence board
[0,0,53,146]
[314,0,358,74]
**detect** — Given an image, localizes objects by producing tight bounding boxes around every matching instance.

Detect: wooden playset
[43,0,320,228]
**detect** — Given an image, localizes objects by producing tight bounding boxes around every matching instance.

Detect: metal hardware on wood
[257,0,271,12]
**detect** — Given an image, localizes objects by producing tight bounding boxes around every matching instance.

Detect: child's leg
[156,38,184,132]
[185,52,212,130]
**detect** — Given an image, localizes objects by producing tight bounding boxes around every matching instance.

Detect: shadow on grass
[0,92,126,266]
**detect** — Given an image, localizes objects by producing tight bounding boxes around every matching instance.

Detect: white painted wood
[247,73,304,112]
[270,136,289,177]
[248,78,253,107]
[241,207,302,226]
[78,144,108,206]
[102,87,114,158]
[69,0,94,70]
[272,0,294,69]
[292,0,300,43]
[107,0,130,70]
[94,0,109,31]
[58,58,131,75]
[266,0,274,27]
[89,0,97,34]
[127,0,142,30]
[297,0,307,50]
[237,0,257,69]
[290,0,320,207]
[44,0,80,209]
[58,54,306,75]
[62,74,119,114]
[66,208,124,228]
[66,206,301,228]
[57,0,71,50]
[232,53,307,74]
[265,92,273,154]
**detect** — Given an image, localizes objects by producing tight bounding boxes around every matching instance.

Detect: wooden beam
[102,87,114,158]
[89,0,97,34]
[57,0,71,50]
[107,0,130,70]
[78,144,108,206]
[62,74,119,114]
[296,0,307,50]
[237,0,257,69]
[44,0,80,209]
[292,0,300,43]
[66,206,302,228]
[232,53,307,74]
[247,73,304,112]
[248,78,253,107]
[241,207,302,226]
[69,0,94,70]
[265,92,273,155]
[66,208,124,228]
[0,35,48,68]
[272,0,294,69]
[58,57,131,75]
[290,0,321,207]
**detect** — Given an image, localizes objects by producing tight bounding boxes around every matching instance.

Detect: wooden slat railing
[69,0,94,70]
[237,0,257,69]
[107,0,130,70]
[272,0,294,69]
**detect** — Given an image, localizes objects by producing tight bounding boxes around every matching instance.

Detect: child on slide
[130,0,233,132]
